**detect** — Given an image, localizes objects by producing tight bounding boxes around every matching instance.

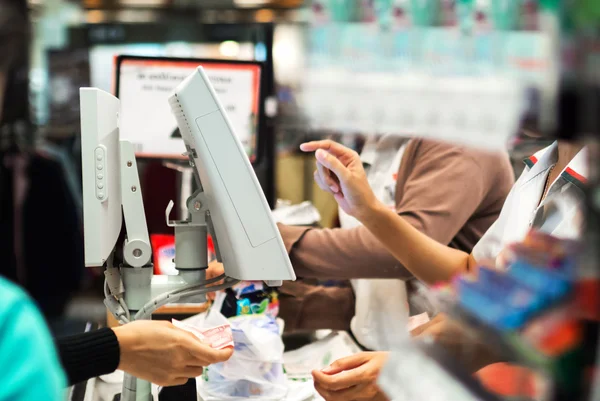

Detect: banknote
[172,319,234,350]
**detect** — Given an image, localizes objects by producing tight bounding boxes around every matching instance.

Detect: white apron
[338,143,410,351]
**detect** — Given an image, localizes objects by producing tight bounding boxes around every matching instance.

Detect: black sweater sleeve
[57,327,121,385]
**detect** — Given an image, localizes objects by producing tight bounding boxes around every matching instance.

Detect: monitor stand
[158,378,197,401]
[109,153,238,401]
[111,379,196,401]
[162,159,196,223]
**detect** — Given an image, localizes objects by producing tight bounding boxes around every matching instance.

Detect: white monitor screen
[80,88,123,267]
[116,56,261,160]
[169,67,295,282]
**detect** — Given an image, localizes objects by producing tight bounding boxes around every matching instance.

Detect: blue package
[477,268,546,312]
[457,277,531,330]
[508,259,572,301]
[236,298,251,316]
[234,282,264,297]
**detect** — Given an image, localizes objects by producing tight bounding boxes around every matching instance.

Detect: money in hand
[172,319,234,350]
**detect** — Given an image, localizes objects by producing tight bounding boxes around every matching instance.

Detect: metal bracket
[165,190,208,228]
[165,200,177,228]
[187,190,209,224]
[120,140,152,268]
[163,150,224,264]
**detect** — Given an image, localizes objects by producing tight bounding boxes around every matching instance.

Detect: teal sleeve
[0,278,66,401]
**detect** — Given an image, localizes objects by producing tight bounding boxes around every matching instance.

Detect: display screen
[116,56,261,161]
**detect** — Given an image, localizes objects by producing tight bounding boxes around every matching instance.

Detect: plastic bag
[198,309,288,401]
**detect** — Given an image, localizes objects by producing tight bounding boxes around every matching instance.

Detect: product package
[434,228,588,398]
[454,229,580,331]
[213,281,280,319]
[151,234,176,275]
[457,274,535,330]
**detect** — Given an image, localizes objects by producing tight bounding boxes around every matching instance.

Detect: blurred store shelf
[78,8,307,24]
[79,0,304,11]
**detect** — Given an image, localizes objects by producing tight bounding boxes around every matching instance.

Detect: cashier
[303,138,586,401]
[208,136,515,351]
[276,136,514,348]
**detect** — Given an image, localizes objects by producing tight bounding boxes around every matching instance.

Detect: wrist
[112,325,135,371]
[356,198,387,226]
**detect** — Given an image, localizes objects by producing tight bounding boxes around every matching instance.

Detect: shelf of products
[388,229,599,401]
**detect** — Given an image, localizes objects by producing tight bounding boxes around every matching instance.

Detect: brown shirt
[278,138,515,282]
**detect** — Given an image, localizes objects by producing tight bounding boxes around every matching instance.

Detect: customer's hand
[205,260,225,300]
[410,313,470,352]
[410,313,500,372]
[311,352,390,401]
[410,312,447,337]
[300,140,380,221]
[113,320,233,386]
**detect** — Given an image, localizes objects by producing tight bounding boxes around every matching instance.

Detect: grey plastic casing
[169,67,296,282]
[80,88,123,267]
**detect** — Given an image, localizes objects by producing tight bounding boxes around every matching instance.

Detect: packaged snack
[216,282,280,319]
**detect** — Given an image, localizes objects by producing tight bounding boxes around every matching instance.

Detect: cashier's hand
[312,352,390,401]
[300,140,380,221]
[113,320,233,386]
[205,260,225,300]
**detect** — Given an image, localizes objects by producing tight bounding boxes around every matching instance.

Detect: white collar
[523,141,588,190]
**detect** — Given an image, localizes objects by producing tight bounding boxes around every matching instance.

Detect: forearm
[57,328,120,385]
[278,280,356,332]
[360,203,471,285]
[280,224,414,280]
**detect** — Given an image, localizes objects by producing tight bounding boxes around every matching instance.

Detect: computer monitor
[80,88,122,267]
[80,81,294,281]
[115,55,262,162]
[169,67,295,281]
